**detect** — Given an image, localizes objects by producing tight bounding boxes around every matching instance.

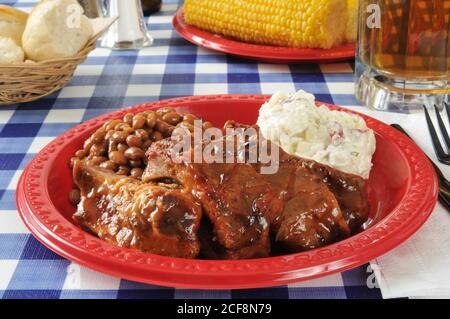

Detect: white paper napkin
[346,107,450,299]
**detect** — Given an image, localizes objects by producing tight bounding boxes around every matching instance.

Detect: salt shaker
[100,0,153,50]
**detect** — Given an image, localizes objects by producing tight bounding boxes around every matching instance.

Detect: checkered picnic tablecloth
[0,0,383,299]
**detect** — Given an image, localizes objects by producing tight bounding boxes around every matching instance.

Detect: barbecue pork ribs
[73,122,370,259]
[143,138,284,259]
[141,124,370,257]
[73,160,202,258]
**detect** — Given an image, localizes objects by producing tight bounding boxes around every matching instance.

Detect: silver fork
[423,103,450,165]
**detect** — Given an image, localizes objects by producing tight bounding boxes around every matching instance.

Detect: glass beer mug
[355,0,450,110]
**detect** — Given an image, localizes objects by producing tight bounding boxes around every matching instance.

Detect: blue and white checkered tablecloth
[0,0,382,299]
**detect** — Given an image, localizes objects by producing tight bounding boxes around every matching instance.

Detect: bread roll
[0,36,25,64]
[22,0,93,62]
[0,5,28,46]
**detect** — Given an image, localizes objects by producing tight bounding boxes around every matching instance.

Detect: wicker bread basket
[0,17,117,105]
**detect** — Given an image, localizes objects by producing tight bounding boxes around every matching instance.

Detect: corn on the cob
[184,0,348,49]
[345,0,358,43]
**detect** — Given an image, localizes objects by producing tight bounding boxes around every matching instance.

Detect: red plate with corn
[173,1,357,63]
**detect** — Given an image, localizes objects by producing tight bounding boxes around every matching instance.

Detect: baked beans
[69,108,214,206]
[69,109,203,189]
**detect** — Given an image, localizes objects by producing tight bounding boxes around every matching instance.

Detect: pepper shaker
[141,0,162,16]
[77,0,103,18]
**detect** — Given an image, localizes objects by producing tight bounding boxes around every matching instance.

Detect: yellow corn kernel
[345,0,358,43]
[184,0,348,49]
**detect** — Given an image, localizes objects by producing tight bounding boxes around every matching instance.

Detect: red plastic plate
[172,8,356,63]
[17,95,438,289]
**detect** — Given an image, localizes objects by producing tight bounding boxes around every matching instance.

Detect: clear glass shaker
[100,0,153,50]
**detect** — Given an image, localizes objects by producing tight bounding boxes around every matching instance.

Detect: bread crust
[0,5,28,45]
[0,36,25,64]
[22,0,93,61]
[0,5,28,23]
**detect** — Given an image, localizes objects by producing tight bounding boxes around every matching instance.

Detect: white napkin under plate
[346,107,450,299]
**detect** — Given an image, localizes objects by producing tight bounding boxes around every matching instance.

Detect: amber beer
[356,0,450,110]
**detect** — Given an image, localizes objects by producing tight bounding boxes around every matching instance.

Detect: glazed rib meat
[142,125,369,256]
[73,160,202,259]
[72,120,370,259]
[263,156,351,251]
[143,138,284,259]
[271,151,370,233]
[225,122,370,234]
[224,122,369,250]
[302,158,370,233]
